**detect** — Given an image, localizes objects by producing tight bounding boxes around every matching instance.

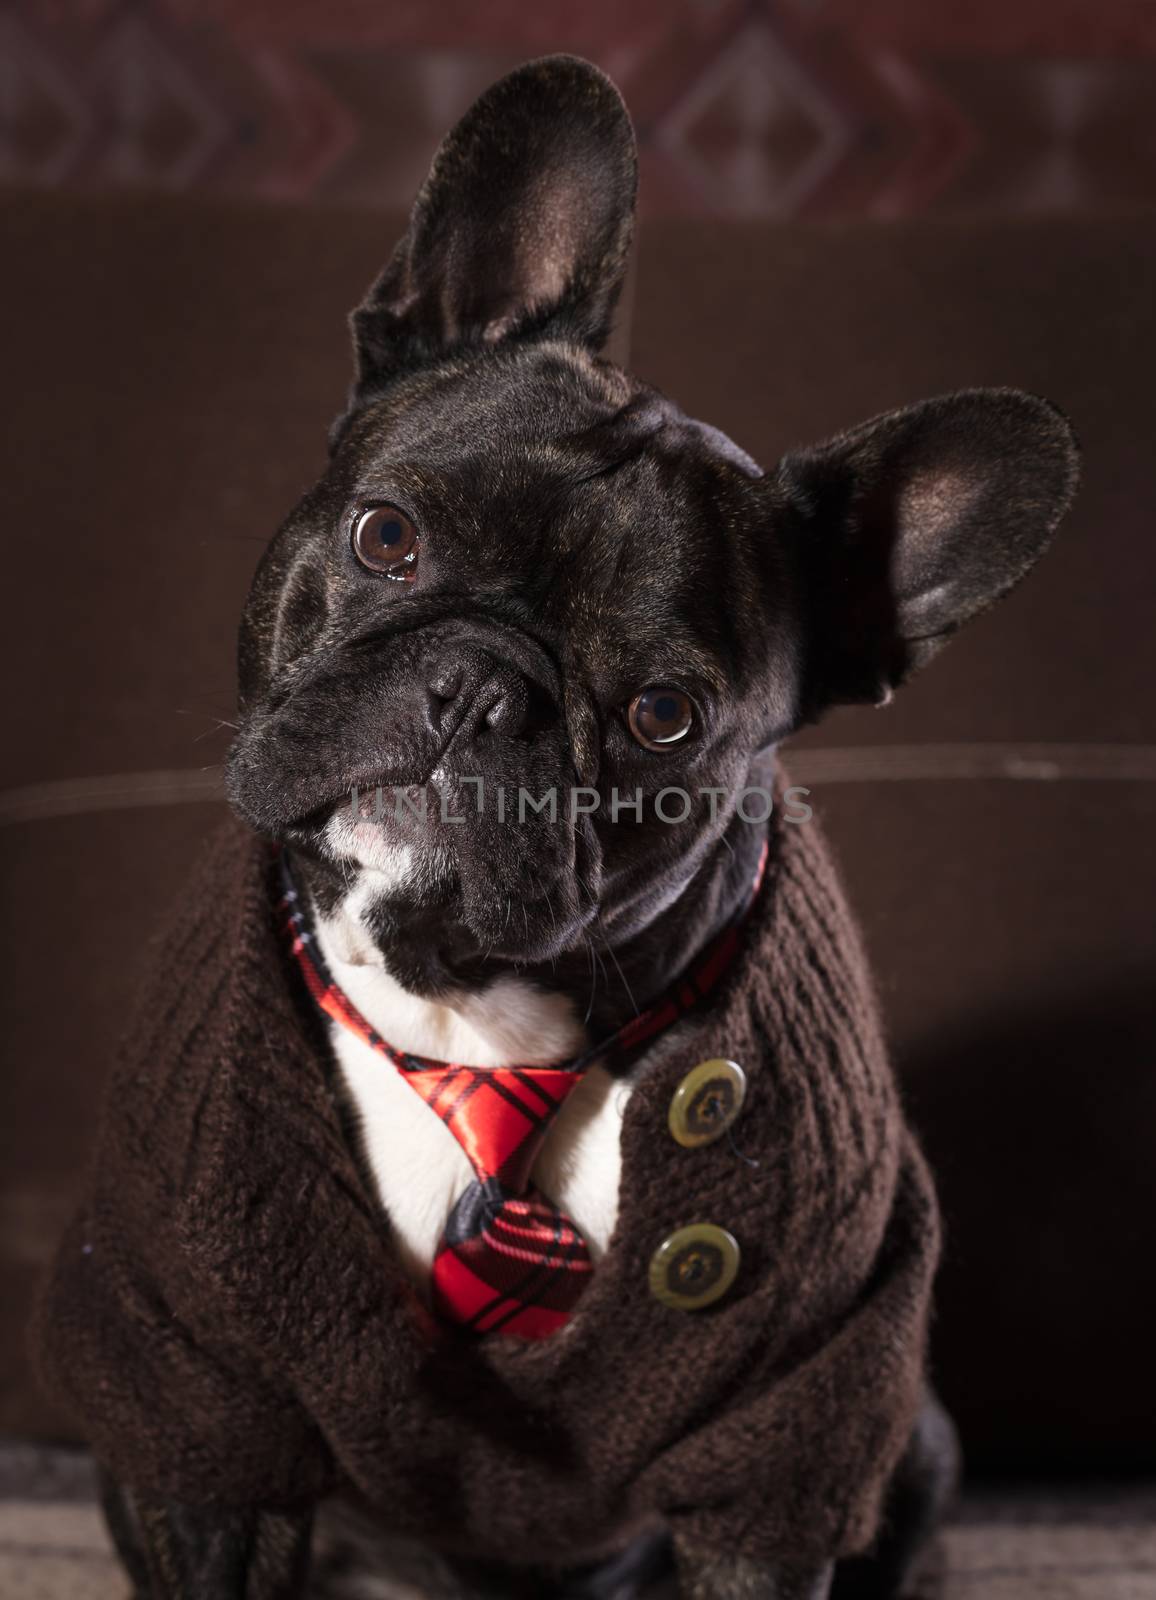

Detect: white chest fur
[312,893,633,1284]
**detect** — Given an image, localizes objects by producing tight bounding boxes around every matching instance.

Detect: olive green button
[668,1058,747,1148]
[648,1224,741,1311]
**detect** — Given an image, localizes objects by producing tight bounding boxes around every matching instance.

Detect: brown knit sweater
[35,803,939,1573]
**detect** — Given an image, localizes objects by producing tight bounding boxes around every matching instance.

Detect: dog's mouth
[226,620,606,969]
[288,773,602,975]
[321,799,454,891]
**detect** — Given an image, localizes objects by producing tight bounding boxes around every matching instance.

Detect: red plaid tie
[279,836,768,1339]
[404,1063,592,1336]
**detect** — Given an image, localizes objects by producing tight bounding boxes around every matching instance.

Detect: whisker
[191,718,240,743]
[597,918,640,1019]
[582,932,598,1025]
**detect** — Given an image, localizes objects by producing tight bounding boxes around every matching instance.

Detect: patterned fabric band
[279,835,768,1338]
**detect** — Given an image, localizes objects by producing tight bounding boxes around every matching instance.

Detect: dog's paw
[672,1535,832,1600]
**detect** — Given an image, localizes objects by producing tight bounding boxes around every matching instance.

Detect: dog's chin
[315,806,594,976]
[321,806,444,890]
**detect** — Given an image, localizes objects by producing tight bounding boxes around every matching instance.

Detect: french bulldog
[99,52,1077,1600]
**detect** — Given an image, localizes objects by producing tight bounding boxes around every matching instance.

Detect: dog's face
[226,56,1077,997]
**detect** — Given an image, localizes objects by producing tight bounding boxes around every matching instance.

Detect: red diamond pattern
[4,0,1155,216]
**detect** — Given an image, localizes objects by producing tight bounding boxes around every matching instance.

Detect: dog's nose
[425,658,532,741]
[426,661,463,712]
[477,678,529,737]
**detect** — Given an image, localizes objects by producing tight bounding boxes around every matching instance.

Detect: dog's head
[226,56,1078,998]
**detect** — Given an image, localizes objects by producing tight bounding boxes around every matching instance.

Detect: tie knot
[435,1176,594,1338]
[399,1064,584,1192]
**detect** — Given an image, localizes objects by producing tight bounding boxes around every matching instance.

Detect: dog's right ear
[346,55,636,411]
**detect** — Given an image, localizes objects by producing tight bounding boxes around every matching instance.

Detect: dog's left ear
[778,388,1080,712]
[348,55,636,406]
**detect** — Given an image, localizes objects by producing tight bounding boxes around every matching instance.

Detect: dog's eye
[351,504,419,580]
[628,687,694,750]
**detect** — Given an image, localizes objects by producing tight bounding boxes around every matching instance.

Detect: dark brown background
[2,0,1155,1484]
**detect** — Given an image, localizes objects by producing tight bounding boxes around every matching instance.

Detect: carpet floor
[1,1444,1154,1599]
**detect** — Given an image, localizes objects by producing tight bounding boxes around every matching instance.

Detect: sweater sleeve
[32,826,336,1507]
[33,1199,332,1509]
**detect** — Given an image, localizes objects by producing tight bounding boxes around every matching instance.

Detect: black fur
[99,1469,312,1600]
[346,55,638,410]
